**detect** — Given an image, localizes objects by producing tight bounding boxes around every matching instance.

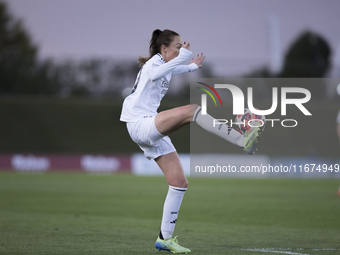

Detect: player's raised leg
[192,104,262,154]
[155,104,261,154]
[191,104,245,147]
[155,105,191,136]
[155,104,244,146]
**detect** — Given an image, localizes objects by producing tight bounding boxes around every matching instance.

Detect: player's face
[162,36,182,62]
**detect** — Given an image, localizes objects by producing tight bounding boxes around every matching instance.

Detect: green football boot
[155,236,191,254]
[244,121,262,155]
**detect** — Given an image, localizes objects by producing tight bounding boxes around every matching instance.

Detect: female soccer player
[120,29,261,254]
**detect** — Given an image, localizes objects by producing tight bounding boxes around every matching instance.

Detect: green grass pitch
[0,172,339,255]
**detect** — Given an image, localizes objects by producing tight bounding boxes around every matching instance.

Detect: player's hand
[182,41,190,50]
[191,53,205,68]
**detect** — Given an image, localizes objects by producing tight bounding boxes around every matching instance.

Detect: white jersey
[120,48,198,122]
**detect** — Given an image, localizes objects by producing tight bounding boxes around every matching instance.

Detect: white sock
[160,185,187,240]
[193,106,244,147]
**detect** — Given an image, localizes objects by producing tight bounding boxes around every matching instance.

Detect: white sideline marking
[244,248,340,254]
[311,249,336,251]
[244,248,309,255]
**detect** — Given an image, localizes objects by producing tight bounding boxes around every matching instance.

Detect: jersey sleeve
[171,63,199,76]
[149,48,192,81]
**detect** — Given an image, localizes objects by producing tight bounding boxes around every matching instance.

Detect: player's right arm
[172,53,205,76]
[149,48,193,81]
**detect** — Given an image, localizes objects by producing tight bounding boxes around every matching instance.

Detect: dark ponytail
[138,29,179,66]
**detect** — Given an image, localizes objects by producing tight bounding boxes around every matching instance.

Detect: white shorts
[126,116,176,160]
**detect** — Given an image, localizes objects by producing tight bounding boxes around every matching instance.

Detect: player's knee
[179,104,192,124]
[189,104,200,121]
[181,178,188,189]
[169,178,188,189]
[190,104,199,111]
[172,177,188,188]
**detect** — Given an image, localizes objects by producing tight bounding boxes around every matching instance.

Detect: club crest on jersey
[161,80,169,94]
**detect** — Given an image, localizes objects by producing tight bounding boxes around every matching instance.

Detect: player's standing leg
[154,152,191,253]
[153,104,261,253]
